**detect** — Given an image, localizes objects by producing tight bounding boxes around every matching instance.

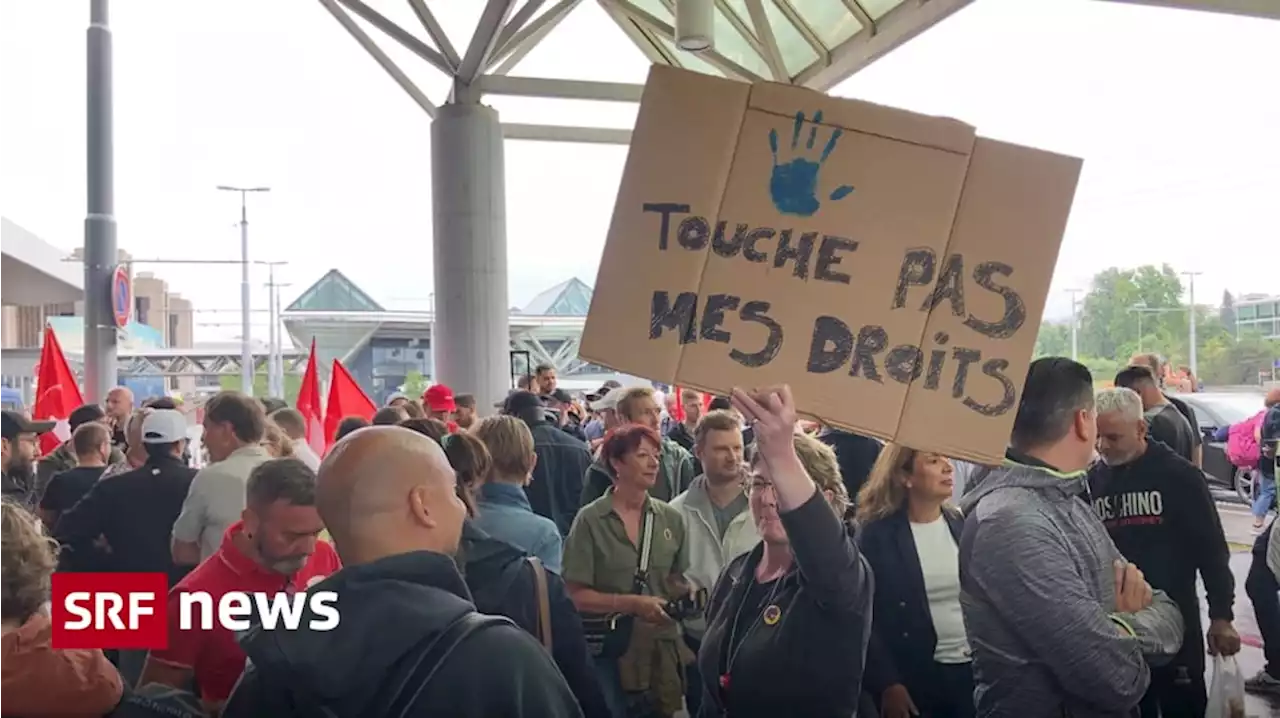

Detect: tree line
[1033,263,1278,387]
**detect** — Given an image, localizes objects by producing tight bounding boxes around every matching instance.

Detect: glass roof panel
[757,0,821,77]
[788,0,864,49]
[857,0,908,21]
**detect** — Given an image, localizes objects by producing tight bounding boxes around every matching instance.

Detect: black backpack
[356,611,512,718]
[108,683,206,718]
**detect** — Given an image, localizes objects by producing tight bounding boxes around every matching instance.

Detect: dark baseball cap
[1,410,56,441]
[501,390,544,417]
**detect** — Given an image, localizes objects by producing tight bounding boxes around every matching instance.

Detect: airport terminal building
[282,269,614,404]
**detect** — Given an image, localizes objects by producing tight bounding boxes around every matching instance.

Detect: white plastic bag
[1206,655,1246,718]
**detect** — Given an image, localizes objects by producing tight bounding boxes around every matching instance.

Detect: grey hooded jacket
[957,459,1184,718]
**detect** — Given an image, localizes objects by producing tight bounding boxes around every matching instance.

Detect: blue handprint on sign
[768,110,855,217]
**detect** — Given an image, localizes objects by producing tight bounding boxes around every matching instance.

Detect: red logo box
[51,573,169,650]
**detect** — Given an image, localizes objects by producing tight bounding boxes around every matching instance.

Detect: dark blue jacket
[859,507,965,707]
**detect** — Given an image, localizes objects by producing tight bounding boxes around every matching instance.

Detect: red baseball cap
[423,384,457,413]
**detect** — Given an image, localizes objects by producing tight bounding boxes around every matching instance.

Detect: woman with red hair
[563,423,693,717]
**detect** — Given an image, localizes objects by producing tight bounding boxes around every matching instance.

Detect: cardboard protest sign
[580,66,1081,463]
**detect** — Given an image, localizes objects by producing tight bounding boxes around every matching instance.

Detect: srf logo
[52,573,168,650]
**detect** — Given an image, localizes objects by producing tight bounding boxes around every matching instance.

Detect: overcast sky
[2,0,1277,343]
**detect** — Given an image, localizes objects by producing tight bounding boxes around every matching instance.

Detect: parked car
[1174,392,1268,503]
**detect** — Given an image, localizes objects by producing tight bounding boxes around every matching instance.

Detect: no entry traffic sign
[111,266,132,328]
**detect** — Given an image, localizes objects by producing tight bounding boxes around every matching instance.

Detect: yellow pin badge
[763,605,782,626]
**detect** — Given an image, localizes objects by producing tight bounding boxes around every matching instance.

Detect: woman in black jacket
[857,443,973,718]
[696,386,873,718]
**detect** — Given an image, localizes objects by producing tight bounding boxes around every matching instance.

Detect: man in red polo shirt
[138,458,340,712]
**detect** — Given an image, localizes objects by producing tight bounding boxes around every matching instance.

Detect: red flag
[33,325,85,455]
[295,339,325,456]
[672,387,686,422]
[324,359,376,451]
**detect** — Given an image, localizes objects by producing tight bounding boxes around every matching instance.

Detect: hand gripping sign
[579,66,1082,464]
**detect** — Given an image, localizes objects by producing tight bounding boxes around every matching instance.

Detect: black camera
[663,588,709,621]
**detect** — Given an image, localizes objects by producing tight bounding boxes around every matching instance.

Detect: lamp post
[1182,271,1202,380]
[217,186,270,396]
[84,0,118,403]
[1065,288,1083,360]
[1130,300,1148,353]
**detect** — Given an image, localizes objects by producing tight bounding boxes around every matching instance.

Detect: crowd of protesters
[1,354,1278,718]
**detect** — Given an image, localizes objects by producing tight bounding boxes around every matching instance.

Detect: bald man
[105,386,134,447]
[224,426,582,718]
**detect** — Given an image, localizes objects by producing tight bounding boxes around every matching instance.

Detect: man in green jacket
[36,404,124,501]
[580,386,695,505]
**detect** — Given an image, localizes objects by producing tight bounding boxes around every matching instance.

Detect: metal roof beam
[406,0,461,69]
[1098,0,1280,20]
[502,123,632,144]
[478,75,643,102]
[492,0,547,57]
[318,0,438,117]
[335,0,454,77]
[458,0,518,84]
[745,0,789,81]
[489,0,585,74]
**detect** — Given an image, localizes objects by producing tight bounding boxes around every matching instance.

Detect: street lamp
[1181,271,1203,380]
[217,185,271,396]
[1065,288,1083,360]
[1129,301,1149,354]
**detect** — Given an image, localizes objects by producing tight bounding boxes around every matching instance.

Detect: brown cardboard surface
[580,66,1082,464]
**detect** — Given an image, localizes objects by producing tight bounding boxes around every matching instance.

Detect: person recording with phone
[695,386,873,718]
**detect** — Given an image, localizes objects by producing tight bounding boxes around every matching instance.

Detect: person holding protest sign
[695,385,872,718]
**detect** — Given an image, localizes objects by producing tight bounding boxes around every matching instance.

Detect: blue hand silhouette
[768,110,855,217]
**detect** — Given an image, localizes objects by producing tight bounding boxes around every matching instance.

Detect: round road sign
[111,266,132,328]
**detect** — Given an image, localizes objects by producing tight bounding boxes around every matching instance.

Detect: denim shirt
[474,482,564,574]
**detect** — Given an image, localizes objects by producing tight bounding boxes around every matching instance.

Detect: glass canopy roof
[607,0,905,87]
[319,0,1280,145]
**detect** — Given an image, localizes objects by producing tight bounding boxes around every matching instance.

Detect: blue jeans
[1253,471,1277,520]
[593,655,627,718]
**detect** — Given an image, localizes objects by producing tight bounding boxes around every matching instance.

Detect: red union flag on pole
[323,359,376,452]
[34,325,85,455]
[295,339,325,456]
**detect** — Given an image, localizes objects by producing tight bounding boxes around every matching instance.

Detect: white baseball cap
[141,410,187,444]
[589,387,627,412]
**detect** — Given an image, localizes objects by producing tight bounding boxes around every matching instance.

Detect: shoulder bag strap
[382,612,513,718]
[526,556,554,651]
[633,508,656,594]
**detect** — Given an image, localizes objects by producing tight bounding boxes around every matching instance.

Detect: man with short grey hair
[1088,386,1238,717]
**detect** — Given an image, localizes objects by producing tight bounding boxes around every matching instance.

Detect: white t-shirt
[909,516,971,664]
[292,442,322,472]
